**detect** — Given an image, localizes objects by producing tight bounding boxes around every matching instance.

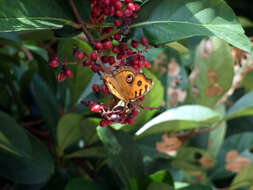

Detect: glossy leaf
[149,170,174,187]
[0,132,54,184]
[0,111,31,157]
[189,37,234,107]
[0,0,91,32]
[226,91,253,120]
[57,113,82,155]
[57,38,93,106]
[178,184,212,190]
[31,74,61,139]
[64,146,106,159]
[97,127,145,190]
[132,0,251,52]
[80,118,100,145]
[135,105,221,137]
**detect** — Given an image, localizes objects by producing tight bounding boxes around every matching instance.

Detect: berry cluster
[49,0,153,126]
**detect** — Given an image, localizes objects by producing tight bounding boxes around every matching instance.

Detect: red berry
[124,9,133,17]
[127,3,135,11]
[116,10,123,17]
[49,59,59,68]
[100,119,109,127]
[131,40,139,48]
[91,52,98,61]
[114,1,122,9]
[132,108,140,116]
[77,51,85,61]
[126,117,136,124]
[138,96,145,101]
[103,8,110,16]
[92,84,100,92]
[58,72,66,82]
[141,37,149,46]
[109,6,115,16]
[114,19,122,27]
[103,0,111,6]
[103,41,112,50]
[112,46,120,53]
[91,64,100,72]
[95,42,103,50]
[125,0,133,3]
[134,3,140,11]
[91,104,102,113]
[101,84,109,93]
[145,61,151,68]
[114,33,121,41]
[139,60,145,67]
[65,69,73,78]
[88,101,96,108]
[83,60,91,67]
[108,56,115,64]
[127,49,133,55]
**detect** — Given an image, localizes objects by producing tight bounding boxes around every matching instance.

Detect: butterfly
[104,66,153,101]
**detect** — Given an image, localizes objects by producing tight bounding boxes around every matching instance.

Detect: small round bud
[65,69,73,78]
[90,52,98,61]
[141,37,149,46]
[91,104,102,113]
[77,51,86,61]
[95,42,103,50]
[103,41,112,50]
[58,72,66,82]
[49,59,59,68]
[131,40,139,48]
[92,84,100,92]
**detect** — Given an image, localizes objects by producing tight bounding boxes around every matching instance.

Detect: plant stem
[69,0,109,73]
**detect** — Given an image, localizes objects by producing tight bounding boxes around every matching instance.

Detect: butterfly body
[104,66,153,101]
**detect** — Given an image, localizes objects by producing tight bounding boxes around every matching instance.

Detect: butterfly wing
[128,73,153,100]
[104,67,136,101]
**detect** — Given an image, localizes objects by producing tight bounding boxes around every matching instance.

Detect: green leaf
[65,178,102,190]
[64,146,106,159]
[57,38,93,106]
[208,105,227,157]
[135,105,221,137]
[57,113,82,155]
[0,0,91,32]
[147,182,174,190]
[0,111,31,157]
[230,164,253,190]
[131,0,251,52]
[0,131,54,184]
[32,74,61,139]
[149,170,174,187]
[97,127,145,190]
[189,37,234,107]
[226,91,253,120]
[178,184,212,190]
[80,118,100,145]
[210,132,253,180]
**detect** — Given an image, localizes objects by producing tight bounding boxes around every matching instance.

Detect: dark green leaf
[149,170,174,187]
[132,0,251,52]
[64,146,106,159]
[97,127,145,190]
[0,111,31,157]
[32,74,61,139]
[80,118,100,145]
[0,0,91,32]
[136,105,221,137]
[66,178,101,190]
[57,113,82,155]
[147,182,173,190]
[226,91,253,120]
[188,37,234,107]
[0,131,54,184]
